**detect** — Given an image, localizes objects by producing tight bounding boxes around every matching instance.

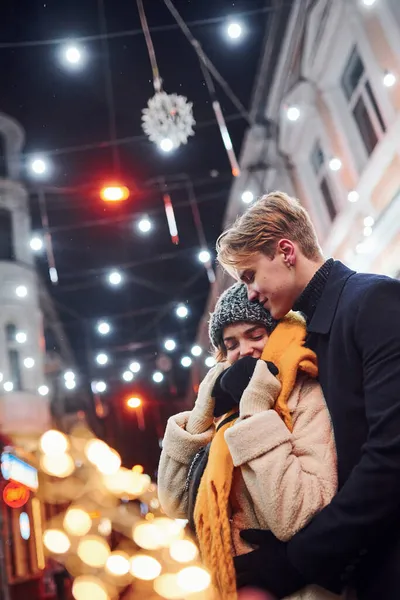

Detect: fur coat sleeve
[224,369,338,542]
[157,411,214,519]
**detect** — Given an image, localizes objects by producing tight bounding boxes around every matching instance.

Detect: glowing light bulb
[24,357,35,369]
[329,157,342,171]
[64,508,92,536]
[129,361,141,373]
[96,353,108,366]
[97,321,110,335]
[72,577,109,600]
[176,566,211,593]
[181,356,192,368]
[16,285,28,298]
[383,71,396,87]
[130,555,162,580]
[152,371,164,383]
[169,539,198,563]
[191,345,202,357]
[43,529,71,554]
[138,217,152,233]
[40,430,69,455]
[106,552,130,576]
[30,236,43,251]
[205,356,216,368]
[16,331,27,344]
[122,370,134,382]
[286,106,300,121]
[108,270,122,286]
[38,385,49,396]
[164,339,176,352]
[160,138,174,152]
[77,536,110,568]
[348,190,359,203]
[227,22,242,39]
[241,190,254,204]
[198,250,210,264]
[40,454,75,478]
[175,304,188,319]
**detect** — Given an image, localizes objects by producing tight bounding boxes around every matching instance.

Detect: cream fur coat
[158,363,346,600]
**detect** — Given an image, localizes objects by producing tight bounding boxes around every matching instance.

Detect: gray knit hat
[208,282,278,349]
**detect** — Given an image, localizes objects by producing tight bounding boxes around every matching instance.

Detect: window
[5,323,22,391]
[0,209,14,261]
[341,47,386,156]
[0,135,7,178]
[310,141,338,221]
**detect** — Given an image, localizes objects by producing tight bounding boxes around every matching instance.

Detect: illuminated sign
[1,453,38,491]
[3,482,30,508]
[19,512,31,540]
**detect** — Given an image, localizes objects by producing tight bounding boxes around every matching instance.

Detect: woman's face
[222,322,269,364]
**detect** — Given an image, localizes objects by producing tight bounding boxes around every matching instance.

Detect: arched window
[5,323,22,391]
[0,209,14,261]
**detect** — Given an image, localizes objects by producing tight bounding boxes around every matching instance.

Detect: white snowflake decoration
[142,91,195,148]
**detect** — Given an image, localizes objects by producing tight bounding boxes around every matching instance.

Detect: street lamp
[100,185,130,202]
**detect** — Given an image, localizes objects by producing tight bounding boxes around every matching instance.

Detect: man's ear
[277,239,296,266]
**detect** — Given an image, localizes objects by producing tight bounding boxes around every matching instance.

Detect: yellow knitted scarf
[194,312,318,599]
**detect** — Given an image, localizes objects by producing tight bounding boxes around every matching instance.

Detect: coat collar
[307,261,355,334]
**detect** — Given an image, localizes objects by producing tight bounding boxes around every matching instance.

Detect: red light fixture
[3,482,30,508]
[100,185,130,202]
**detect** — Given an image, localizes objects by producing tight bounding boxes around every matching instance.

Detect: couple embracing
[158,191,400,600]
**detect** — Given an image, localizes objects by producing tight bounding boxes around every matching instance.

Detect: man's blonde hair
[217,191,322,275]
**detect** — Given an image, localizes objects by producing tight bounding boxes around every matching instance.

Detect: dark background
[0,0,273,474]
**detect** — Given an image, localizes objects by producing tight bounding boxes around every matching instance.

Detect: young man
[216,191,400,600]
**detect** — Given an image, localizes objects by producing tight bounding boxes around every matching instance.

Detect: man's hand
[234,530,306,599]
[220,357,278,404]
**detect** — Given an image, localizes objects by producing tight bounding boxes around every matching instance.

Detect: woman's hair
[216,190,323,277]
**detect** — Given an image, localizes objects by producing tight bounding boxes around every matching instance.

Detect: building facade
[0,112,79,600]
[194,0,400,386]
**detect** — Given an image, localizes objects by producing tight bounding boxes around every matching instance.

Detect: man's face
[238,251,299,319]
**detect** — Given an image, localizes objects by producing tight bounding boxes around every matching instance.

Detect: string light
[38,385,49,396]
[329,157,342,171]
[65,379,76,390]
[181,356,192,368]
[40,430,69,454]
[29,157,48,176]
[137,216,152,233]
[24,357,35,369]
[30,236,43,251]
[97,321,111,335]
[227,22,242,39]
[286,106,300,121]
[164,339,176,352]
[16,285,28,298]
[93,381,107,393]
[43,530,71,554]
[191,345,202,357]
[175,304,188,319]
[16,331,27,344]
[205,356,216,368]
[241,190,254,204]
[108,270,122,286]
[152,371,164,383]
[96,353,109,366]
[364,216,375,227]
[122,370,134,382]
[160,138,174,152]
[348,190,359,203]
[129,361,141,373]
[198,250,211,264]
[383,71,396,87]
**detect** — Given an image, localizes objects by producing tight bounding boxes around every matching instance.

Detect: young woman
[158,283,341,600]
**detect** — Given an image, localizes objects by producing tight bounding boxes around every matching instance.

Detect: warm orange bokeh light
[100,185,130,202]
[127,397,142,409]
[132,464,144,474]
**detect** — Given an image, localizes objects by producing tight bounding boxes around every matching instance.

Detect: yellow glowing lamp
[127,396,141,409]
[100,185,130,202]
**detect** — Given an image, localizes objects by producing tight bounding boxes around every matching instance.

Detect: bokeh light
[64,508,92,537]
[176,566,211,593]
[72,576,109,600]
[41,453,75,478]
[106,552,130,576]
[130,555,162,580]
[169,539,198,563]
[77,536,110,568]
[40,430,69,455]
[153,573,183,599]
[43,529,71,554]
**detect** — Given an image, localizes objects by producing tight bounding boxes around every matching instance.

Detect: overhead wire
[0,5,291,50]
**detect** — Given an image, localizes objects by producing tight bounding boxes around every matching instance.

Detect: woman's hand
[186,362,228,434]
[220,357,279,405]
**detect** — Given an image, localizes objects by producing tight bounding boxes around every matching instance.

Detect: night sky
[1,0,273,473]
